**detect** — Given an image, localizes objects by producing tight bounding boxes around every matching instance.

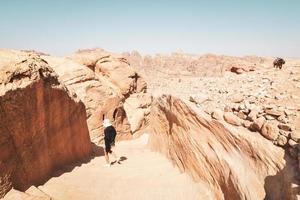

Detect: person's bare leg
[110,146,118,161]
[104,151,110,164]
[111,151,117,161]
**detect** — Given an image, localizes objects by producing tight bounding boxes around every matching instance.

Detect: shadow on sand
[20,142,129,192]
[22,142,105,191]
[110,156,128,165]
[264,149,299,200]
[51,143,105,177]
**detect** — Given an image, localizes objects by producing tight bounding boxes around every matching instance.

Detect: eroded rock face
[123,93,152,134]
[95,55,147,97]
[44,49,147,142]
[0,56,92,197]
[148,95,297,200]
[67,49,147,97]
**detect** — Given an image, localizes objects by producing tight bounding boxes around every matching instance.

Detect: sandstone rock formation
[123,93,152,134]
[44,55,128,142]
[1,48,299,199]
[0,48,149,143]
[148,95,299,200]
[64,49,147,141]
[0,55,92,197]
[43,49,147,142]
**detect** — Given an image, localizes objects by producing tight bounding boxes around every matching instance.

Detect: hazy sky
[1,0,299,57]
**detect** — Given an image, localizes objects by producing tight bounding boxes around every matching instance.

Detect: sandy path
[38,135,206,200]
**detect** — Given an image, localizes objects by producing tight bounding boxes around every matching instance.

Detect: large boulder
[123,93,152,133]
[0,55,92,197]
[67,49,147,96]
[148,95,297,200]
[95,55,147,97]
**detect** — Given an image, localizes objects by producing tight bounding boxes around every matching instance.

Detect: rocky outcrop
[95,55,147,97]
[123,93,152,134]
[67,48,147,96]
[0,56,92,197]
[148,95,299,200]
[45,49,147,142]
[126,51,265,81]
[230,64,255,74]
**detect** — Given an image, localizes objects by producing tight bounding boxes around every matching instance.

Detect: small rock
[236,69,243,74]
[277,135,287,146]
[224,106,232,112]
[236,111,247,120]
[189,95,210,105]
[264,104,276,109]
[144,108,151,116]
[264,108,284,117]
[290,131,300,142]
[284,109,295,116]
[249,117,266,132]
[265,94,272,98]
[231,94,244,103]
[248,96,256,103]
[218,89,228,94]
[288,139,298,148]
[277,115,288,124]
[244,100,250,107]
[265,115,276,120]
[247,110,258,122]
[278,123,292,131]
[279,130,290,137]
[211,109,224,120]
[243,120,252,129]
[242,109,250,115]
[261,121,279,140]
[274,95,282,100]
[224,112,242,126]
[233,104,239,112]
[238,104,246,111]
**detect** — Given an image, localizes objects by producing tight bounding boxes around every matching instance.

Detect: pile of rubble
[211,100,300,172]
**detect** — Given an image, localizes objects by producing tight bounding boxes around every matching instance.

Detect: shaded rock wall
[0,56,92,197]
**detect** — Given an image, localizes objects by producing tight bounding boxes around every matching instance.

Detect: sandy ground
[38,135,206,200]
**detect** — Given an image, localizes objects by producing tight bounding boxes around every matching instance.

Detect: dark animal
[273,58,285,69]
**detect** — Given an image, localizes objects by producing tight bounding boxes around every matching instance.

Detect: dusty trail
[37,135,205,200]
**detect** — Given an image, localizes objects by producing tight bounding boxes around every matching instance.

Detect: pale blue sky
[1,0,299,57]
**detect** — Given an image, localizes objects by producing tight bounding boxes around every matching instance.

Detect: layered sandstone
[148,95,299,200]
[0,55,92,197]
[43,49,147,142]
[0,48,148,143]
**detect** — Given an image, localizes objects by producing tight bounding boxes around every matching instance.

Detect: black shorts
[104,140,115,154]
